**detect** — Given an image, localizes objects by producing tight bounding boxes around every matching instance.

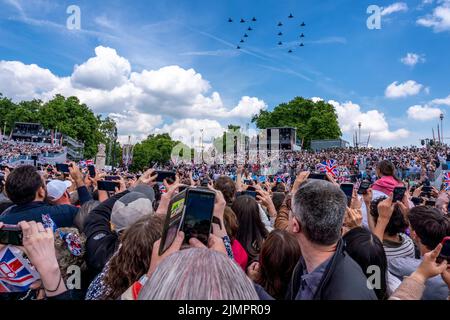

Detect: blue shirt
[296,257,331,300]
[0,186,92,228]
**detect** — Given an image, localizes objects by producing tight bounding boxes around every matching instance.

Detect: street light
[440,113,444,145]
[358,122,362,148]
[200,129,204,162]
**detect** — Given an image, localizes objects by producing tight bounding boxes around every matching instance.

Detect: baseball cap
[111,187,155,232]
[47,180,72,201]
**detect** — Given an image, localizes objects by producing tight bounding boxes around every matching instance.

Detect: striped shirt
[383,233,416,261]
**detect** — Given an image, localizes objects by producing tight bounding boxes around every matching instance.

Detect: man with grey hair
[282,177,377,300]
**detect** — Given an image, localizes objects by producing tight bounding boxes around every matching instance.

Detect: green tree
[130,133,178,172]
[252,97,341,148]
[38,95,103,158]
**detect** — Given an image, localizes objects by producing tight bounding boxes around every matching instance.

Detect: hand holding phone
[393,186,407,202]
[357,181,371,195]
[437,237,450,263]
[97,180,119,192]
[0,224,23,246]
[56,163,70,173]
[152,171,176,183]
[340,183,354,207]
[88,165,96,178]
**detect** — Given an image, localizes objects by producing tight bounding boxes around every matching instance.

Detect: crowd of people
[0,141,65,164]
[0,143,449,300]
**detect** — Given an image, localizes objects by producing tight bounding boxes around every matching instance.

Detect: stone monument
[96,143,106,170]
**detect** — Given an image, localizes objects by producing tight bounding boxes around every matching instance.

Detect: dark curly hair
[370,196,408,236]
[102,214,164,300]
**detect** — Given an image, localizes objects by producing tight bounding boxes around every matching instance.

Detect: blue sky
[0,0,449,147]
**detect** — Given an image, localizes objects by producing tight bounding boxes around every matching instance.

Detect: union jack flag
[443,172,450,191]
[316,159,339,177]
[0,247,39,293]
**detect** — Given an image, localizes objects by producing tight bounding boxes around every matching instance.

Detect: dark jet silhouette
[300,33,305,38]
[277,22,283,27]
[288,13,294,18]
[240,39,245,43]
[278,41,283,45]
[248,27,253,31]
[300,43,304,47]
[288,49,293,53]
[244,33,248,37]
[237,45,241,49]
[252,17,257,22]
[228,18,233,23]
[300,22,306,27]
[278,32,283,36]
[240,18,245,23]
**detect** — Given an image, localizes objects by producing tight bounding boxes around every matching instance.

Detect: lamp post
[440,113,444,145]
[112,127,118,171]
[200,129,204,163]
[358,122,362,148]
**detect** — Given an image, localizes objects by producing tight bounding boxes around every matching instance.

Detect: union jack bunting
[443,172,450,191]
[0,246,40,293]
[316,159,339,177]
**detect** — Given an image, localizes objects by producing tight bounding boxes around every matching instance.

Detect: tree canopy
[0,93,115,158]
[252,97,342,148]
[130,133,178,171]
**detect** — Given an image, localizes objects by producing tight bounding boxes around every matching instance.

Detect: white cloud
[381,2,409,16]
[310,97,324,103]
[407,105,442,120]
[400,53,426,66]
[432,94,450,106]
[71,46,131,90]
[329,100,410,142]
[0,60,59,101]
[155,119,226,147]
[0,46,266,143]
[417,1,450,32]
[385,80,424,98]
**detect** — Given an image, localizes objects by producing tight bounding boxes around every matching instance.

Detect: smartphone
[438,237,450,263]
[309,173,327,180]
[0,225,23,246]
[242,190,257,198]
[181,188,216,246]
[243,179,252,185]
[393,186,407,202]
[56,163,70,173]
[425,200,436,207]
[97,180,119,192]
[340,183,354,206]
[88,165,96,178]
[153,171,176,183]
[159,190,186,255]
[105,175,120,181]
[159,188,216,255]
[357,181,371,195]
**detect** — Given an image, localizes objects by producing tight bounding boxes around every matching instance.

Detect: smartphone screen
[438,237,450,262]
[88,165,96,178]
[357,181,371,195]
[105,175,120,181]
[340,183,354,206]
[0,225,23,246]
[56,163,70,173]
[154,171,176,183]
[182,189,216,246]
[393,187,407,202]
[159,195,185,255]
[243,190,257,198]
[309,173,326,180]
[97,180,119,192]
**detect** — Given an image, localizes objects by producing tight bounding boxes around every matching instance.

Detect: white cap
[47,180,72,201]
